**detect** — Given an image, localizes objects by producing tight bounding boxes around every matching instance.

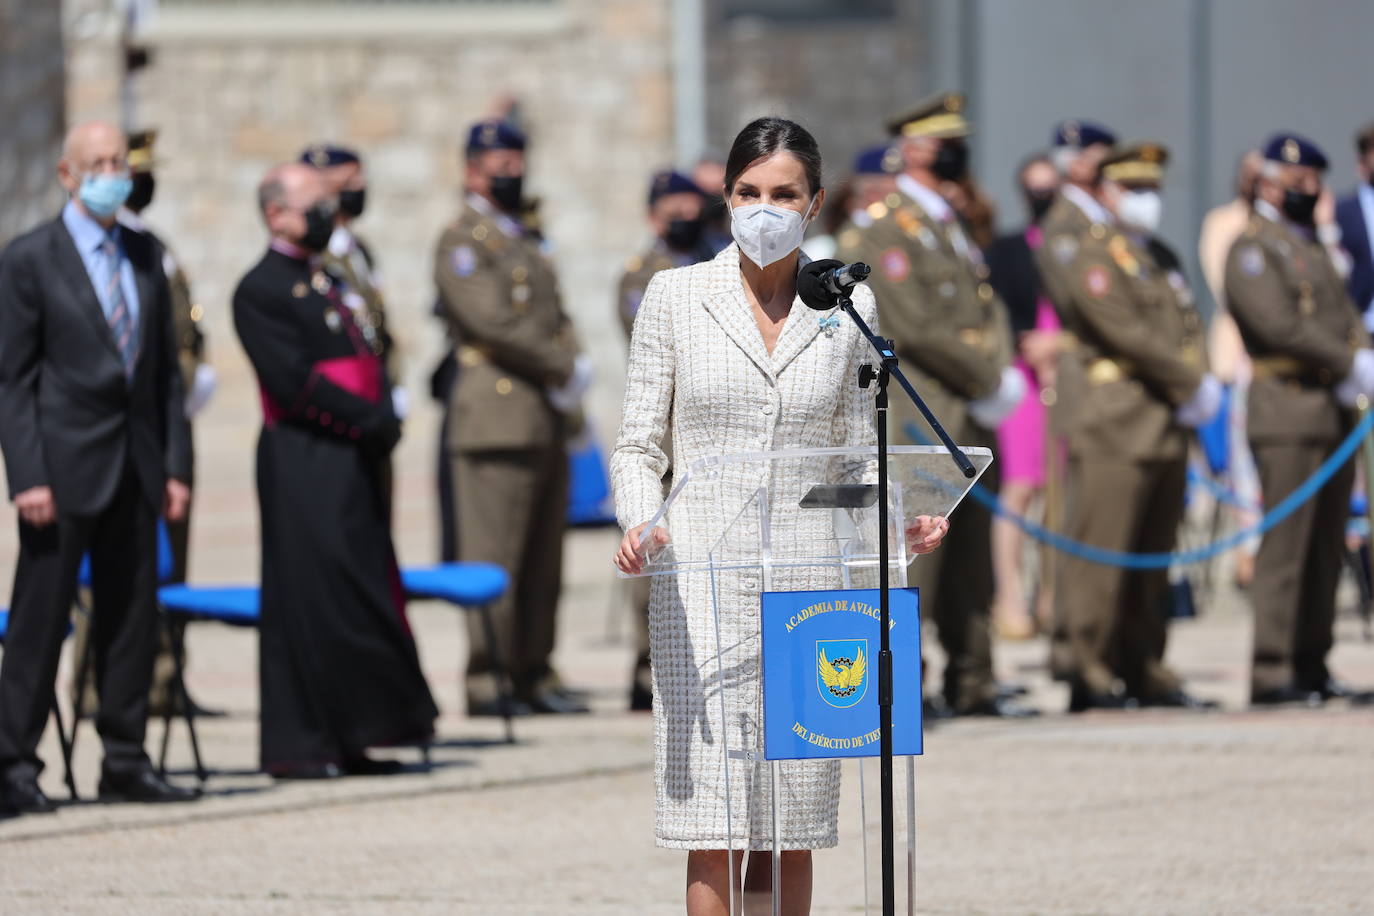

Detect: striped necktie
[100,237,137,377]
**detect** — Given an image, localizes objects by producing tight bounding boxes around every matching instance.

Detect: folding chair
[400,563,515,743]
[155,584,260,783]
[0,610,78,801]
[68,521,182,783]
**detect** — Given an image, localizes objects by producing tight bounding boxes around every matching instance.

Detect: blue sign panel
[761,588,922,761]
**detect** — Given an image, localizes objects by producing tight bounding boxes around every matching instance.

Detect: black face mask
[1282,188,1319,226]
[488,175,524,212]
[701,195,728,227]
[664,217,705,252]
[126,171,156,213]
[931,140,969,182]
[339,187,366,218]
[300,202,336,252]
[1024,190,1055,223]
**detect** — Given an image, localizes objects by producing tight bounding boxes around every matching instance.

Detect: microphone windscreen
[797,259,843,311]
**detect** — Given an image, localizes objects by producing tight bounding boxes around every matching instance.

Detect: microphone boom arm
[838,295,977,479]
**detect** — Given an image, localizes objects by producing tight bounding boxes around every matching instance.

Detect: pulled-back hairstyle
[723,117,824,196]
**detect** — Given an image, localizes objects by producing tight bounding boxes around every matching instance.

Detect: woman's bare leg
[687,850,744,915]
[741,850,812,915]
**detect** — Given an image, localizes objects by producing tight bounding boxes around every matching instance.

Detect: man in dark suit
[0,121,197,814]
[1336,123,1374,324]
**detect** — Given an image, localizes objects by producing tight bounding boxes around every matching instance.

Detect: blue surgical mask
[78,172,133,219]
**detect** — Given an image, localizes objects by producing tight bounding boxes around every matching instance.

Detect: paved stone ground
[2,391,1374,912]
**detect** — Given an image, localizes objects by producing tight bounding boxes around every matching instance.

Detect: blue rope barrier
[1185,465,1259,513]
[904,410,1374,570]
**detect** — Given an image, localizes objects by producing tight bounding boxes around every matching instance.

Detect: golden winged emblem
[819,646,867,698]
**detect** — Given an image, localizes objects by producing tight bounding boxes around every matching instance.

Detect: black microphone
[797,259,871,310]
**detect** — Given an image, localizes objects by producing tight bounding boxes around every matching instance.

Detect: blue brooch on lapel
[817,314,841,337]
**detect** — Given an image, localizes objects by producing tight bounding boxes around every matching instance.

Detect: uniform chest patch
[1052,235,1078,265]
[1238,244,1265,277]
[880,247,911,282]
[450,245,478,277]
[1084,265,1112,298]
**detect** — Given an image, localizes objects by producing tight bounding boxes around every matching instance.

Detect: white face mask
[1116,188,1162,234]
[729,195,817,268]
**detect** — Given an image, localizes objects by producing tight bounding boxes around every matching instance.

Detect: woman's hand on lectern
[614,523,672,575]
[905,515,949,556]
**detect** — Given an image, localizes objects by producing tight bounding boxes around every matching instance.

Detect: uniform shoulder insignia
[450,244,478,277]
[879,247,911,282]
[1083,264,1112,298]
[1238,243,1265,277]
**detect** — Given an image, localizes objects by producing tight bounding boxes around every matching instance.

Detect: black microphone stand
[833,284,974,916]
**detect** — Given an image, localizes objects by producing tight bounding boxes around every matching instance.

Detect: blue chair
[401,563,516,743]
[68,521,181,781]
[154,561,515,781]
[567,436,617,527]
[0,610,79,800]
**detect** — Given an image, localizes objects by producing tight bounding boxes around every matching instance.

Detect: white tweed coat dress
[611,243,879,850]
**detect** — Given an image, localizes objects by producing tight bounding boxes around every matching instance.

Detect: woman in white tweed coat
[611,118,948,915]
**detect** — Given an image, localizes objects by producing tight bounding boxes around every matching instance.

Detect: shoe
[148,697,229,719]
[921,696,954,721]
[467,697,534,718]
[1141,689,1219,711]
[342,755,404,777]
[996,681,1030,700]
[1,778,57,814]
[628,681,653,712]
[98,766,200,803]
[1250,685,1323,708]
[524,689,590,715]
[271,763,343,781]
[955,696,1040,719]
[1310,678,1368,701]
[1068,681,1139,713]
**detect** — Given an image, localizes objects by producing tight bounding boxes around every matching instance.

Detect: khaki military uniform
[1225,210,1366,696]
[436,198,582,705]
[1051,219,1206,698]
[836,188,1012,711]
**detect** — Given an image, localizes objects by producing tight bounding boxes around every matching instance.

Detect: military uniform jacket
[434,199,580,452]
[1225,210,1366,444]
[1033,193,1096,319]
[834,187,1010,442]
[1052,221,1204,461]
[617,244,679,339]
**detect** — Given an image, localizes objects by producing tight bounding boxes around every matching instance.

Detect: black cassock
[233,245,437,772]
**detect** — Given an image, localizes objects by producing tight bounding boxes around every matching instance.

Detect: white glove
[1335,348,1374,407]
[390,385,411,421]
[184,363,218,419]
[1175,373,1223,428]
[967,366,1027,429]
[547,353,593,413]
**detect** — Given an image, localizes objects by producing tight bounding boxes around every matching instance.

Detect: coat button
[496,378,513,395]
[761,403,774,415]
[742,577,758,591]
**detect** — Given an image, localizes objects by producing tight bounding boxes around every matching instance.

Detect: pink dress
[995,227,1060,487]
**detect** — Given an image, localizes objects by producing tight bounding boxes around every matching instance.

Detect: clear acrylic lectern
[620,444,992,914]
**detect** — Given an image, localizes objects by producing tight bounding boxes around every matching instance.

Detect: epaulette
[1107,235,1139,277]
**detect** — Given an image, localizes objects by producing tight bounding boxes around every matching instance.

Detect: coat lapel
[50,219,122,362]
[699,245,773,378]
